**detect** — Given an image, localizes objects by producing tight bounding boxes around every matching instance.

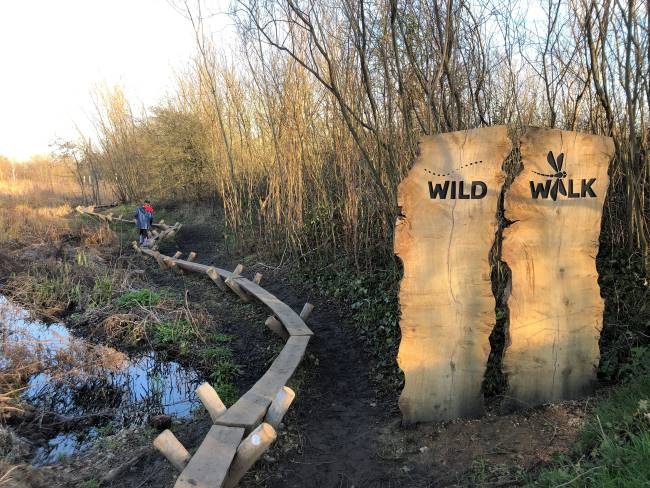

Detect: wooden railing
[134,246,313,488]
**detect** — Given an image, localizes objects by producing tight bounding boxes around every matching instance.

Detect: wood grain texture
[396,126,512,423]
[174,425,244,488]
[502,127,613,407]
[215,335,310,429]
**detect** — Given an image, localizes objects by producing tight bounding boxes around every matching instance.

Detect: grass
[210,333,234,343]
[90,274,114,308]
[142,328,242,406]
[531,349,650,486]
[151,319,196,356]
[214,383,239,407]
[200,346,233,362]
[117,289,162,308]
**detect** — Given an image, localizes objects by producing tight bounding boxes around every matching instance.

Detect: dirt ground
[155,217,586,487]
[0,210,588,487]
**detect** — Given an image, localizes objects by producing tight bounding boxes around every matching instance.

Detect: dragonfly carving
[533,151,567,201]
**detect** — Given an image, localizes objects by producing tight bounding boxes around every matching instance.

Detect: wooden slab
[395,126,512,423]
[215,335,310,429]
[502,128,613,407]
[174,425,244,488]
[235,278,313,336]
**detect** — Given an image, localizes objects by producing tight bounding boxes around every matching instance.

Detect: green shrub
[306,256,402,388]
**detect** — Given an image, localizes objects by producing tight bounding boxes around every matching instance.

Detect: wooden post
[153,251,167,270]
[162,257,177,271]
[254,272,262,285]
[187,252,197,262]
[206,267,228,292]
[299,303,314,322]
[225,264,251,302]
[264,386,295,429]
[153,430,191,472]
[196,382,226,423]
[223,423,277,488]
[264,315,289,340]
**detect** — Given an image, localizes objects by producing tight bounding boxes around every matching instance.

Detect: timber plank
[234,278,313,336]
[174,425,244,488]
[502,128,614,407]
[215,336,310,429]
[395,127,512,423]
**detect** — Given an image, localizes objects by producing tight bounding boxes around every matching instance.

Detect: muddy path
[157,215,406,485]
[249,273,402,487]
[156,218,586,487]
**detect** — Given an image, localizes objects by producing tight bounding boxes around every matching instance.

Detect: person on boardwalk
[135,199,154,246]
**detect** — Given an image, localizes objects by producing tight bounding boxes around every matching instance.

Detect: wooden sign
[502,128,614,407]
[395,126,512,423]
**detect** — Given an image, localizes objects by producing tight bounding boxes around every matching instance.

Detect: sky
[0,0,232,161]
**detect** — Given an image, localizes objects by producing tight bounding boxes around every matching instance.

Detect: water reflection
[0,296,202,464]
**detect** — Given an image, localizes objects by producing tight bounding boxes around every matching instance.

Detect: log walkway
[134,246,313,488]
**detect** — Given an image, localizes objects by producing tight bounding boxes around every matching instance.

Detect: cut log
[225,264,251,302]
[299,303,314,322]
[502,128,614,408]
[163,257,177,271]
[196,382,226,423]
[215,336,309,429]
[223,423,277,488]
[153,252,167,270]
[187,252,197,262]
[254,272,262,285]
[174,425,245,488]
[207,267,228,292]
[153,430,191,472]
[264,316,289,340]
[173,251,182,259]
[264,386,295,429]
[395,126,512,423]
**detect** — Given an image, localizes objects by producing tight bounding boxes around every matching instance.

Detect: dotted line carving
[423,159,484,177]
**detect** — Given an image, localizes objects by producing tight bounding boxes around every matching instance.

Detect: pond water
[0,296,202,464]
